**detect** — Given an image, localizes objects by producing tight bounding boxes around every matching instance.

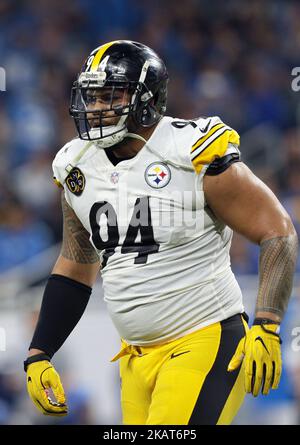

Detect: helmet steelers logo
[145,162,171,188]
[66,167,85,196]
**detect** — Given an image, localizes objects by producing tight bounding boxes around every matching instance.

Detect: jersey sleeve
[52,141,72,189]
[190,116,240,174]
[205,141,241,175]
[52,141,75,207]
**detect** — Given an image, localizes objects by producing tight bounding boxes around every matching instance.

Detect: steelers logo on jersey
[145,162,171,189]
[66,167,85,196]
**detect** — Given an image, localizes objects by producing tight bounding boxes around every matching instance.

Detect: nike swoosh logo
[255,337,270,354]
[200,119,211,134]
[170,351,190,359]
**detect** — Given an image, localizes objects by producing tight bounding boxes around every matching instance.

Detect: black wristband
[24,353,51,372]
[29,274,92,358]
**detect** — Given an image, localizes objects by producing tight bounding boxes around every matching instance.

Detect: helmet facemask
[69,51,167,148]
[70,72,132,146]
[70,63,157,147]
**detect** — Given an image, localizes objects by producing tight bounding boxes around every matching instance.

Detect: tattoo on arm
[61,193,99,264]
[256,234,299,320]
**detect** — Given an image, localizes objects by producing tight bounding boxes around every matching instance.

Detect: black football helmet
[69,40,169,147]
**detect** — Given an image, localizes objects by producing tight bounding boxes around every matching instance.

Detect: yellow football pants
[111,313,248,425]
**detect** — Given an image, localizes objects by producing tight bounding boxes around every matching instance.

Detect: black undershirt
[104,147,135,166]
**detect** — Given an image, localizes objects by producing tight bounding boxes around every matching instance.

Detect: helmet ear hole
[137,104,158,127]
[153,91,159,106]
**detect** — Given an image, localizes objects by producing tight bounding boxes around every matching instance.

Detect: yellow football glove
[26,359,68,416]
[228,322,282,397]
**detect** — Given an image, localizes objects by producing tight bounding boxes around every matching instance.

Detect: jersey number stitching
[89,196,159,268]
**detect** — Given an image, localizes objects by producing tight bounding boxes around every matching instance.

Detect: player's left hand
[227,324,282,397]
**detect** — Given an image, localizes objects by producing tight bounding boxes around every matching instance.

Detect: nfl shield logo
[110,171,119,184]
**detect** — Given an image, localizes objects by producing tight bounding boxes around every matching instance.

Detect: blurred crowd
[0,0,300,273]
[0,0,300,425]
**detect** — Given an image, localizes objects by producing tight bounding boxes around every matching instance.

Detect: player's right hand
[26,360,68,416]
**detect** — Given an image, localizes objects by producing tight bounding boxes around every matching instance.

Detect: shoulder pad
[52,137,91,187]
[190,116,240,174]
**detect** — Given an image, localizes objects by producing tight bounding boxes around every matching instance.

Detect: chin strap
[65,140,94,174]
[66,125,192,177]
[125,132,147,143]
[65,132,144,175]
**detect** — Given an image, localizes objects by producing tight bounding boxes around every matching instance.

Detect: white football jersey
[53,116,244,345]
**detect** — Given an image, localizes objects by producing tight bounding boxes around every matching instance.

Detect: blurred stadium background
[0,0,300,425]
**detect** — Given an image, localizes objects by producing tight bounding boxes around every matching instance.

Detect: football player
[24,40,298,424]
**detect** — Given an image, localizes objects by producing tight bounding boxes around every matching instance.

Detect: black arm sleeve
[205,153,241,175]
[29,274,92,358]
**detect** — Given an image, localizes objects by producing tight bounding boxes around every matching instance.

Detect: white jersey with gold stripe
[52,116,244,345]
